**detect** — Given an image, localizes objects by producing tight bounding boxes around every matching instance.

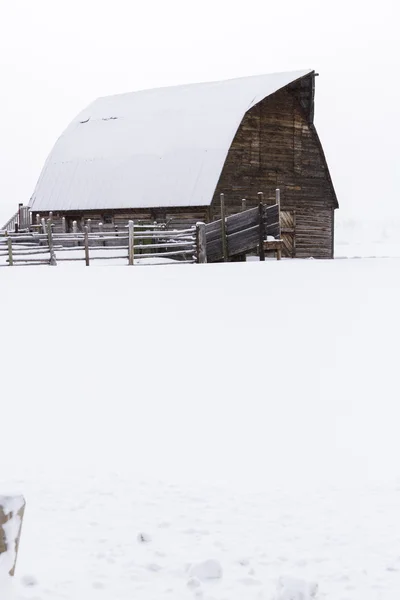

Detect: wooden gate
[280,210,296,257]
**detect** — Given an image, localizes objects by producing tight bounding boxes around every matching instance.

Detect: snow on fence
[0,496,25,578]
[0,191,284,267]
[0,220,207,267]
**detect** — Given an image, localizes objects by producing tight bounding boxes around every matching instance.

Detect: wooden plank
[206,229,222,244]
[206,238,224,262]
[227,225,260,256]
[205,220,221,235]
[225,207,259,236]
[196,223,207,264]
[265,204,280,223]
[265,222,281,238]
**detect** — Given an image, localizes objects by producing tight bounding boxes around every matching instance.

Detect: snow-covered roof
[29,70,313,212]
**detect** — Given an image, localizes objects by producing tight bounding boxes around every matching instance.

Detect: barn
[28,69,338,258]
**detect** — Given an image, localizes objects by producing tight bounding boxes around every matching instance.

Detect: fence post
[84,226,90,266]
[41,217,46,234]
[36,213,40,228]
[276,188,281,240]
[258,202,266,262]
[241,198,247,212]
[196,222,207,264]
[47,219,57,266]
[258,191,264,205]
[0,495,26,577]
[128,220,134,265]
[72,220,78,234]
[62,217,66,233]
[220,193,228,262]
[87,219,92,233]
[99,222,105,246]
[7,235,13,266]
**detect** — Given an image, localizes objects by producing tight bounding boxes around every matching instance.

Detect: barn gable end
[212,74,337,258]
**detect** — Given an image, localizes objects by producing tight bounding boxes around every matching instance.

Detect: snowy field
[1,234,400,599]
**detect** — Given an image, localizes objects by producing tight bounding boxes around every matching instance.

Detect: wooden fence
[0,221,201,266]
[1,205,30,233]
[204,194,281,262]
[0,192,286,267]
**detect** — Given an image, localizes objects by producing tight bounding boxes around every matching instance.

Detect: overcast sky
[0,0,398,225]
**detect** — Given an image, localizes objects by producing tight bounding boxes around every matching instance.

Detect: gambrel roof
[29,70,313,212]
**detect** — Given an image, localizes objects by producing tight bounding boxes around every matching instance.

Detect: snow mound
[189,559,223,581]
[274,576,318,600]
[187,576,202,589]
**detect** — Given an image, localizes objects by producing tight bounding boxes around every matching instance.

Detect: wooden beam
[258,202,265,262]
[84,226,90,266]
[128,220,134,265]
[47,219,57,266]
[196,222,207,263]
[7,235,13,266]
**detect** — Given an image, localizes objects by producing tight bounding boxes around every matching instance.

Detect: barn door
[280,210,296,258]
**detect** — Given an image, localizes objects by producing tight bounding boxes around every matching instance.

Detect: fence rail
[0,221,201,267]
[1,190,285,267]
[204,192,282,262]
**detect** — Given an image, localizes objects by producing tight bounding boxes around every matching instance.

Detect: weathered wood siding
[35,207,209,233]
[211,77,337,258]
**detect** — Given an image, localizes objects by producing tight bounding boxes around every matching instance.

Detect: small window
[103,215,113,224]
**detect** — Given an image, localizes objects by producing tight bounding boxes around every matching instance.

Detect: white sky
[0,0,398,225]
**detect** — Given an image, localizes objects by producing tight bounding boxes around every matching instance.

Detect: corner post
[258,196,266,262]
[276,187,282,238]
[196,222,207,264]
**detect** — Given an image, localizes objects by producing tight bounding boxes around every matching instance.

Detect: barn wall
[211,82,337,258]
[35,207,209,233]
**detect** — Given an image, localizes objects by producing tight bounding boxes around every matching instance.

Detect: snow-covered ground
[335,216,400,258]
[1,229,400,599]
